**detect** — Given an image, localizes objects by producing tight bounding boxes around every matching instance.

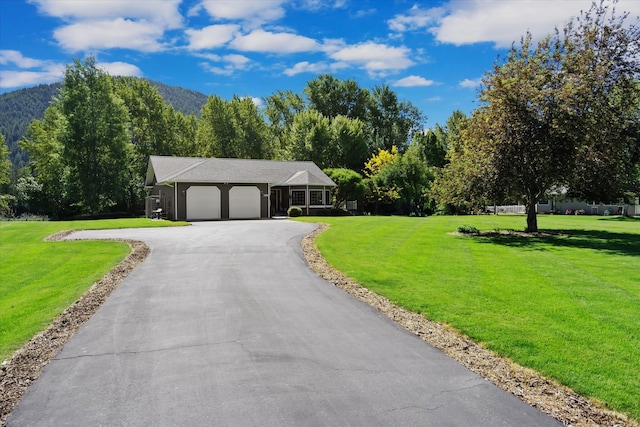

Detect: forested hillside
[0,80,207,169]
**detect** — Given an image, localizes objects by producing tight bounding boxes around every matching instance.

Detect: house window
[291,190,306,205]
[310,189,324,206]
[325,190,331,206]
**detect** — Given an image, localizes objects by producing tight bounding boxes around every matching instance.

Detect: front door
[270,188,282,215]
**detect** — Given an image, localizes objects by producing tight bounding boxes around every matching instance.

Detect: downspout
[174,183,178,221]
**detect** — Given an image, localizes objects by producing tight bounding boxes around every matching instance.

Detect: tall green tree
[437,2,639,231]
[263,90,306,158]
[19,105,70,217]
[229,96,270,159]
[60,57,130,215]
[330,115,369,171]
[197,95,237,157]
[285,110,335,168]
[561,3,640,202]
[369,84,425,152]
[303,74,369,121]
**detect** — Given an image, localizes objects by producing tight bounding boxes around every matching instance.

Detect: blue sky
[1,0,638,127]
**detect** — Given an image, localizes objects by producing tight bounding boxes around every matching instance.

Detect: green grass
[297,215,640,420]
[0,218,187,361]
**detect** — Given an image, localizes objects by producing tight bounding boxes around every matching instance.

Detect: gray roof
[146,156,336,187]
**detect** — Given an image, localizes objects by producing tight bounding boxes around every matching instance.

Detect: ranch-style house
[145,156,337,221]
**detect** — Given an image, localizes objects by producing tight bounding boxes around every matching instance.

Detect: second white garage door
[229,186,261,219]
[186,186,221,220]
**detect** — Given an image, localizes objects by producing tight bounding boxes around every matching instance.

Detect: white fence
[485,205,526,214]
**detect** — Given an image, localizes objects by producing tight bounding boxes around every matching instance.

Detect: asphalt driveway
[7,220,560,426]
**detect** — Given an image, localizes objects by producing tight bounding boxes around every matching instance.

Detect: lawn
[0,218,186,361]
[298,214,640,421]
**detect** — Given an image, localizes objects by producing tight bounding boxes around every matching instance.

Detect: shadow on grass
[472,229,640,257]
[598,216,640,222]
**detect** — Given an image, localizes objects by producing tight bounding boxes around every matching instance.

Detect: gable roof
[146,156,336,187]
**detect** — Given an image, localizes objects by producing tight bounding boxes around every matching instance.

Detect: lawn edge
[0,232,150,425]
[301,222,638,427]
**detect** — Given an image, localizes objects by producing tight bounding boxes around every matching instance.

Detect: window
[325,191,331,206]
[310,190,324,206]
[291,190,305,205]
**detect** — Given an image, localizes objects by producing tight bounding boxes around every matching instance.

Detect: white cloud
[96,61,143,77]
[388,5,444,32]
[54,19,166,52]
[29,0,183,28]
[194,0,286,26]
[284,61,329,76]
[0,52,65,89]
[30,0,182,53]
[199,54,252,76]
[0,50,47,68]
[394,0,640,48]
[394,75,435,87]
[186,24,240,50]
[459,78,482,88]
[231,29,321,54]
[329,42,414,76]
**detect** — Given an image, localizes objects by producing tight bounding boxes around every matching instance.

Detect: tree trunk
[526,199,538,233]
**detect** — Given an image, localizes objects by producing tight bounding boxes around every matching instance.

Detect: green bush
[287,206,303,217]
[457,225,479,234]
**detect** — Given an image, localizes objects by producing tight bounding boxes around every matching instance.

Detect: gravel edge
[0,232,149,425]
[301,223,638,427]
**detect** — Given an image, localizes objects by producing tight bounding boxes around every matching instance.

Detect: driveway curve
[7,220,560,426]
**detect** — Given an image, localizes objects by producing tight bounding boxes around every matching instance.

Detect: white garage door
[186,186,220,220]
[229,186,261,219]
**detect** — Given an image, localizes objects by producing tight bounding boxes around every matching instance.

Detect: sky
[1,0,639,127]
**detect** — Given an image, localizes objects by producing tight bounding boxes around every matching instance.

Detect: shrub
[287,206,303,217]
[457,225,479,234]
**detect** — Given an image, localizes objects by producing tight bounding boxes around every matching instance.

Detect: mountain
[0,80,208,169]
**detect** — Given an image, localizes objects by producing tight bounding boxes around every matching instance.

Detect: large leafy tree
[197,95,269,159]
[60,57,130,215]
[285,110,335,168]
[19,106,70,216]
[368,84,425,152]
[303,74,369,121]
[439,1,639,232]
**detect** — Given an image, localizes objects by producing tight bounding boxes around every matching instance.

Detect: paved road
[8,220,561,426]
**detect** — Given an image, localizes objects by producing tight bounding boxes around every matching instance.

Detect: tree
[368,84,425,152]
[363,146,401,213]
[561,3,640,202]
[285,110,335,168]
[20,105,70,217]
[60,57,130,215]
[0,134,9,188]
[263,90,306,159]
[197,95,237,158]
[440,1,640,231]
[323,168,365,209]
[197,95,269,159]
[0,134,11,215]
[330,115,369,171]
[229,96,269,159]
[303,74,369,121]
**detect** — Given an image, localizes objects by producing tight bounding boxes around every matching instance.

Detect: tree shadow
[470,229,640,257]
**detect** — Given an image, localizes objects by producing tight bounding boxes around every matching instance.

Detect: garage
[186,186,220,220]
[229,186,261,219]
